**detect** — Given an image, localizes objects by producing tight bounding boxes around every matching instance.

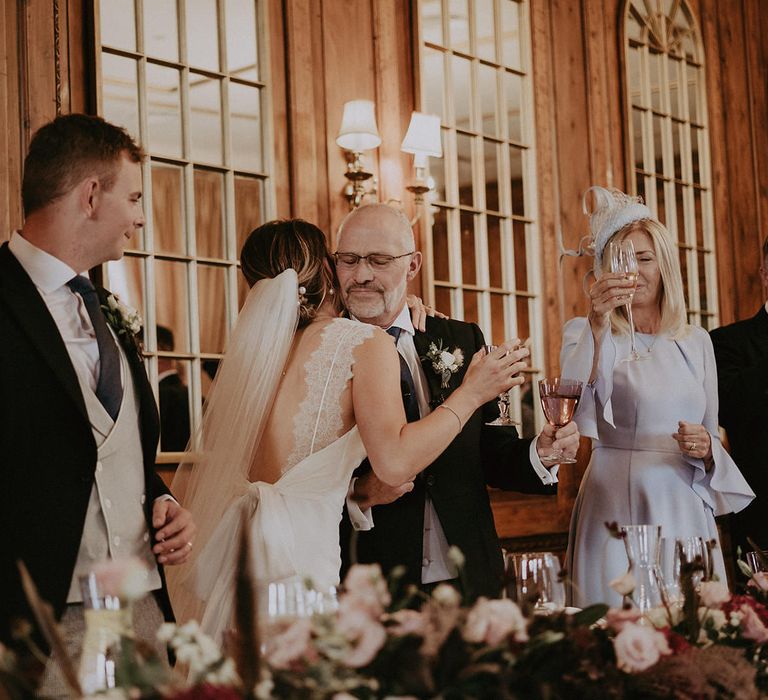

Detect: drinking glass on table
[538,377,582,464]
[504,551,565,614]
[483,344,520,426]
[747,550,768,574]
[609,239,642,361]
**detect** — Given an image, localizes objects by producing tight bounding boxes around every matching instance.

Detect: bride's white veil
[167,268,300,624]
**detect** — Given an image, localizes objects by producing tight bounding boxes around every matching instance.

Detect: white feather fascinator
[583,186,652,275]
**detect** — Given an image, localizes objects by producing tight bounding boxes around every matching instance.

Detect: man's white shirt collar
[350,304,415,337]
[9,231,81,293]
[385,304,415,338]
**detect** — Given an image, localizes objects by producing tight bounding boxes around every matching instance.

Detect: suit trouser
[38,593,166,698]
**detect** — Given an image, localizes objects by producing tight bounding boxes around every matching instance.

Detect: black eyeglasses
[333,251,415,270]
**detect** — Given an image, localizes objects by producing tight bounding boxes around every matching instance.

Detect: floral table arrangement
[4,543,768,699]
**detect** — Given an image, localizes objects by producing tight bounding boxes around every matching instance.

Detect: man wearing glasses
[336,203,579,599]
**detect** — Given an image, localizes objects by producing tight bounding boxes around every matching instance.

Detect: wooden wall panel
[0,1,23,242]
[284,0,326,226]
[321,0,377,240]
[268,0,291,217]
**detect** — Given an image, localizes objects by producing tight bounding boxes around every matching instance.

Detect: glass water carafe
[620,524,665,614]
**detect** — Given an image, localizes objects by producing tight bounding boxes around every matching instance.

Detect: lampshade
[400,112,442,158]
[336,100,381,152]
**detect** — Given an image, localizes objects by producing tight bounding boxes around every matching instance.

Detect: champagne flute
[609,239,642,361]
[538,377,582,464]
[483,344,520,426]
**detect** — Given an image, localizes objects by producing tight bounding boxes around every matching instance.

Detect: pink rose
[336,605,387,668]
[698,581,730,608]
[463,598,528,646]
[264,618,313,669]
[613,622,671,673]
[605,606,643,632]
[739,604,768,644]
[388,609,426,637]
[342,564,390,617]
[92,557,149,600]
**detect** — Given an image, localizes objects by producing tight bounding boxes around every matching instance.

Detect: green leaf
[572,604,609,628]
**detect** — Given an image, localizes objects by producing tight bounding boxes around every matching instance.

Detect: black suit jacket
[710,307,768,552]
[159,373,191,452]
[0,243,172,645]
[341,316,555,600]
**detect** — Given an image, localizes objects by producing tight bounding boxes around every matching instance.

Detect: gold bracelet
[437,404,463,430]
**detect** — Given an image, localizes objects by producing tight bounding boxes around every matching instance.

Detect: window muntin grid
[624,0,718,329]
[417,0,543,437]
[95,0,274,459]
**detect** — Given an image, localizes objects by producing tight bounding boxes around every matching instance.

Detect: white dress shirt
[8,232,110,393]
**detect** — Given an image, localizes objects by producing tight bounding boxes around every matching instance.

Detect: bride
[168,219,522,640]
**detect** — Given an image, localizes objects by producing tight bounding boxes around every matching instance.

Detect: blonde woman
[561,187,754,607]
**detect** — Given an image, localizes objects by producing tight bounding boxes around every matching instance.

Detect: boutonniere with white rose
[101,294,143,351]
[422,340,464,388]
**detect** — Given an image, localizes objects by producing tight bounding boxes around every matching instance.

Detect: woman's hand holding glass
[587,272,637,336]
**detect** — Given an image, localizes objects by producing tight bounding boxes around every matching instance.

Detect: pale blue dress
[561,318,755,608]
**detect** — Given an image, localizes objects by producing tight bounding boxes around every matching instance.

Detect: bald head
[337,203,415,251]
[334,203,422,327]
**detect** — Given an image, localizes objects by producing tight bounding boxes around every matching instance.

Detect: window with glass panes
[624,0,718,329]
[416,0,543,436]
[96,0,274,460]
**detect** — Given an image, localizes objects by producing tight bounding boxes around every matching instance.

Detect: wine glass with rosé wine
[538,377,583,465]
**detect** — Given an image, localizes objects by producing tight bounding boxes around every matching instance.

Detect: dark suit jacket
[710,307,768,553]
[159,372,191,452]
[341,316,555,600]
[0,243,173,645]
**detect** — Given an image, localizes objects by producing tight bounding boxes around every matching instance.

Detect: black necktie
[386,326,420,423]
[67,276,123,420]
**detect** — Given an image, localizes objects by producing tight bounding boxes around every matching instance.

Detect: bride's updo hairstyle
[240,218,342,327]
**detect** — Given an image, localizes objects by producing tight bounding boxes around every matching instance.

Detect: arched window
[416,0,543,435]
[623,0,718,328]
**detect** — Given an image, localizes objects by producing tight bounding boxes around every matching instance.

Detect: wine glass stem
[625,301,639,357]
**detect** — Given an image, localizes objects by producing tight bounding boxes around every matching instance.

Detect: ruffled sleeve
[560,317,618,439]
[680,328,754,516]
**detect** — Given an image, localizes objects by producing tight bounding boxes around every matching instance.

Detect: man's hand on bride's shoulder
[352,472,415,510]
[406,294,448,332]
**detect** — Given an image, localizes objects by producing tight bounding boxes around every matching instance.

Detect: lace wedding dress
[168,271,374,642]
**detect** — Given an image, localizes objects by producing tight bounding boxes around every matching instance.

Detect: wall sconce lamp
[401,112,442,205]
[336,100,381,209]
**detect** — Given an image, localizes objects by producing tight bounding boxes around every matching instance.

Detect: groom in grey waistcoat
[0,114,196,696]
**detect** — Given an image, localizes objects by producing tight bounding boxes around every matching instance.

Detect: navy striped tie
[67,276,123,420]
[386,326,420,423]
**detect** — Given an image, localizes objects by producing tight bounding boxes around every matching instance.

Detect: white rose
[613,622,670,673]
[431,583,461,607]
[698,581,730,608]
[447,545,465,569]
[156,622,177,643]
[705,608,727,632]
[609,571,636,596]
[107,295,119,311]
[439,350,455,367]
[463,597,528,645]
